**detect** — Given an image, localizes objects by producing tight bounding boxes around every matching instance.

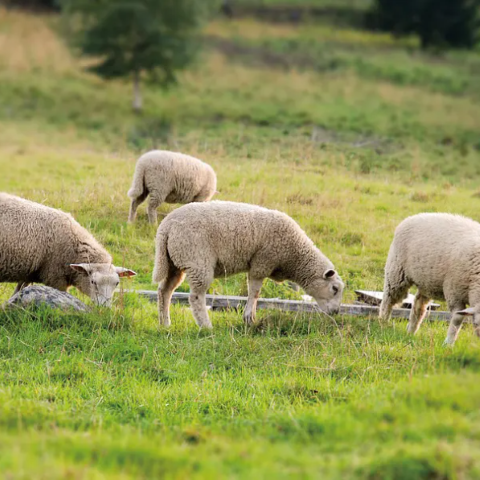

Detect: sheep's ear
[70,264,91,274]
[457,307,476,316]
[323,269,336,279]
[115,267,137,278]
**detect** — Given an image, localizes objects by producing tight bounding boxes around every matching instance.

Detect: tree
[6,0,60,10]
[366,0,480,50]
[62,0,216,111]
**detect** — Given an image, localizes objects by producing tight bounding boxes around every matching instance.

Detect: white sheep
[153,201,344,328]
[379,213,480,345]
[127,150,217,224]
[0,193,136,306]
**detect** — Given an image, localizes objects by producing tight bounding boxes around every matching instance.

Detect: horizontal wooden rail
[127,290,452,323]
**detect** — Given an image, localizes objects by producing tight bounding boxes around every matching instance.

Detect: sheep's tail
[152,229,170,283]
[128,160,147,199]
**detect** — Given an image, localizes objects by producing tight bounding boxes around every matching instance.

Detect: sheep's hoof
[198,322,213,330]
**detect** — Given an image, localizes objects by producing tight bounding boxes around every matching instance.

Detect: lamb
[379,213,480,345]
[127,150,217,224]
[0,193,136,306]
[153,201,344,328]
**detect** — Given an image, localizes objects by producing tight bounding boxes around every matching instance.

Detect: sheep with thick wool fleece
[379,212,480,345]
[0,193,136,305]
[128,150,217,224]
[153,201,344,328]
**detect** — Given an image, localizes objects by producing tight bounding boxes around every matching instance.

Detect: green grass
[1,305,480,479]
[210,35,480,97]
[0,7,480,479]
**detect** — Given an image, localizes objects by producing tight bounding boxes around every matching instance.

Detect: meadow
[0,6,480,479]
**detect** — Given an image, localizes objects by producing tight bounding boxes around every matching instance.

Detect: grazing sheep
[153,201,344,328]
[128,150,217,224]
[0,193,136,306]
[379,213,480,345]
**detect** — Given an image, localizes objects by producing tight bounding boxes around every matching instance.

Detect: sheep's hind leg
[407,291,430,335]
[187,268,214,329]
[189,289,212,329]
[244,277,263,325]
[147,191,167,225]
[158,268,185,327]
[379,284,409,320]
[128,191,148,223]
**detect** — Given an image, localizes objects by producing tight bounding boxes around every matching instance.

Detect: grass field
[0,6,480,479]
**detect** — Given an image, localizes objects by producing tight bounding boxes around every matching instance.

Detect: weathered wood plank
[128,290,452,322]
[355,290,440,310]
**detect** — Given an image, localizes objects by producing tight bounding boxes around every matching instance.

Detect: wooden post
[126,290,452,323]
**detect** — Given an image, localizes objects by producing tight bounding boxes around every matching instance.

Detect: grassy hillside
[0,7,480,479]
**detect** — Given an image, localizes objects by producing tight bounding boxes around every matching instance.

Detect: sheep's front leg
[407,291,430,334]
[474,316,480,339]
[444,304,467,345]
[244,277,263,325]
[12,282,30,296]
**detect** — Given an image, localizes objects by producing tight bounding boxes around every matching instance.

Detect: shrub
[366,0,480,49]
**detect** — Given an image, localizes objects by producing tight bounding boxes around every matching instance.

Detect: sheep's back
[391,213,480,289]
[140,151,215,204]
[161,201,300,275]
[0,194,67,280]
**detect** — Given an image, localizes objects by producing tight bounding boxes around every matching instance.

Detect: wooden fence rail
[129,290,452,323]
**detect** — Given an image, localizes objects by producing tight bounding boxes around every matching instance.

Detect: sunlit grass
[0,8,480,479]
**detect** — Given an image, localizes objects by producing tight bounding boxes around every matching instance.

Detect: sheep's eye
[332,286,339,295]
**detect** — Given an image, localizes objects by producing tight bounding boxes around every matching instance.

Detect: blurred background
[0,0,479,299]
[1,2,480,478]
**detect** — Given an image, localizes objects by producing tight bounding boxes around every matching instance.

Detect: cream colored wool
[0,193,135,305]
[379,213,480,345]
[153,201,344,328]
[127,150,217,224]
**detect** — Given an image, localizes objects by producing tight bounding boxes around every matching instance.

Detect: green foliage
[6,0,61,10]
[62,0,217,109]
[367,0,480,49]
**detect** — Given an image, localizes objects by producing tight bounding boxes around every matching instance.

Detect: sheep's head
[304,269,344,315]
[70,264,136,306]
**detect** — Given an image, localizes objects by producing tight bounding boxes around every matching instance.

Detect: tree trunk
[133,71,142,112]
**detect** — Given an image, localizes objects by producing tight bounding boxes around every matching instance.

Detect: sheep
[127,150,217,224]
[0,193,136,306]
[379,213,480,345]
[153,201,344,328]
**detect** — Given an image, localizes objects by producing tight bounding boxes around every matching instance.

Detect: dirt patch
[206,36,338,72]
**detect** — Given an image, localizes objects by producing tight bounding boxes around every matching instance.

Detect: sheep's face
[70,264,136,306]
[305,269,344,315]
